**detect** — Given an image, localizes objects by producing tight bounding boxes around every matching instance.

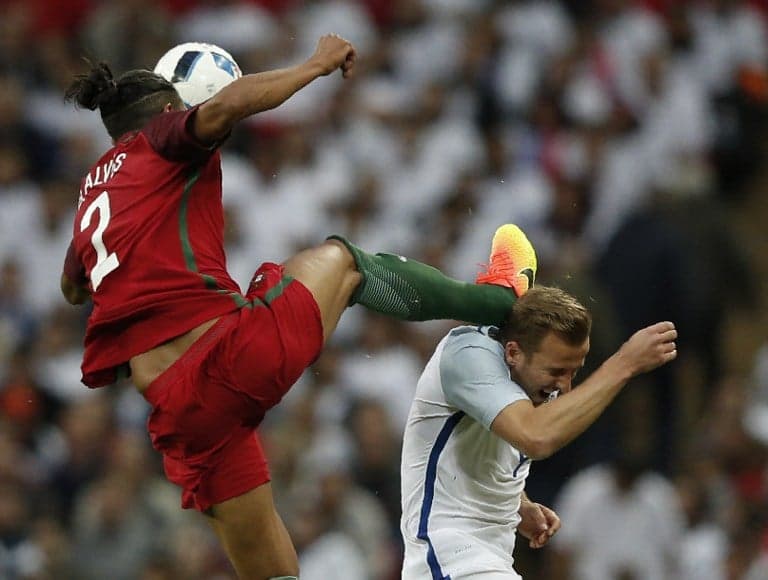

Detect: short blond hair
[495,286,592,354]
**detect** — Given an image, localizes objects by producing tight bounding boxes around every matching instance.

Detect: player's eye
[549,368,580,380]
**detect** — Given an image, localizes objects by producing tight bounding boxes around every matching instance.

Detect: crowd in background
[1,0,768,578]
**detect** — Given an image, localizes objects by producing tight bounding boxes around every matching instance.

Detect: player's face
[505,331,589,406]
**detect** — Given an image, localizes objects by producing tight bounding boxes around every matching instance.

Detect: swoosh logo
[520,267,535,288]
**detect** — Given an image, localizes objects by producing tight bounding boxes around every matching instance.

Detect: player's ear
[504,341,523,368]
[163,102,173,112]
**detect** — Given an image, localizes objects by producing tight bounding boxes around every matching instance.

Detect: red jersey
[65,107,245,387]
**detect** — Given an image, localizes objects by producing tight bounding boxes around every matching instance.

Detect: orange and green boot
[475,224,537,297]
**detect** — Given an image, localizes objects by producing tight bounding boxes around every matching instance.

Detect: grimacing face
[504,331,590,406]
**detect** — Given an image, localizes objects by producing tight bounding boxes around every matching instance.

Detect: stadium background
[0,0,767,578]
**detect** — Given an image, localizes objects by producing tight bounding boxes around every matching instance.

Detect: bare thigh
[283,239,361,342]
[207,483,298,580]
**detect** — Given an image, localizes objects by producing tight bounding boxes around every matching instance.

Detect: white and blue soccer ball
[154,42,242,107]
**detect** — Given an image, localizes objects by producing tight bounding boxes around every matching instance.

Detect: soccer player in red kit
[60,34,537,579]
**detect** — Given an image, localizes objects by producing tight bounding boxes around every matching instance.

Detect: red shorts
[143,263,323,512]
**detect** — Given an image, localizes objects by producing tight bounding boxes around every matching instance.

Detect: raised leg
[282,239,361,342]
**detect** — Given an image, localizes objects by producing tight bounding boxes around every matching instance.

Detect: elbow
[517,433,559,460]
[62,290,79,305]
[72,293,90,306]
[206,95,239,123]
[61,279,89,305]
[62,289,86,305]
[491,404,563,460]
[194,97,238,143]
[61,280,75,304]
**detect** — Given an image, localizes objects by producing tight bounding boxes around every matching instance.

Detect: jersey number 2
[80,191,120,290]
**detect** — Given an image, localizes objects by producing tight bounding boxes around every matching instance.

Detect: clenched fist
[616,321,678,376]
[311,34,356,78]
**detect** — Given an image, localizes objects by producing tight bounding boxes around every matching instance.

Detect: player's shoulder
[140,106,220,162]
[141,107,192,132]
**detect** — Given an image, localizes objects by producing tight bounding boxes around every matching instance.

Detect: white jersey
[400,326,532,579]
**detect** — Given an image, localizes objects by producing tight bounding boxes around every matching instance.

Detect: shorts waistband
[142,312,239,406]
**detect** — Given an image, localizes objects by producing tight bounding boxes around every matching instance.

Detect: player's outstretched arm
[193,34,356,144]
[491,321,677,459]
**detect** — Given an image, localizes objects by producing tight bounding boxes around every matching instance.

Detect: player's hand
[616,321,678,376]
[60,272,92,305]
[518,500,561,549]
[312,34,356,78]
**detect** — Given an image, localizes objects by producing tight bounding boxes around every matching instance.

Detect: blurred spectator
[38,393,113,524]
[593,201,694,472]
[0,260,37,373]
[268,382,392,578]
[83,0,174,73]
[0,75,60,181]
[676,471,729,580]
[32,306,88,403]
[20,515,74,579]
[0,348,59,462]
[69,473,157,580]
[289,501,368,580]
[548,426,685,580]
[153,517,234,580]
[308,463,392,579]
[0,481,35,579]
[346,397,403,539]
[709,64,768,202]
[336,315,423,431]
[688,0,768,96]
[20,179,77,317]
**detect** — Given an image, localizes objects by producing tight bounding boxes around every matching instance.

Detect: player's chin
[532,391,548,406]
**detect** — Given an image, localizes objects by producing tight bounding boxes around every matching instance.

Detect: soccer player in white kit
[400,226,679,580]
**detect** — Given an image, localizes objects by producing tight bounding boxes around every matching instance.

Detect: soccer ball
[154,42,242,107]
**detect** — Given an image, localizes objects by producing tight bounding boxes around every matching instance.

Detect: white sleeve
[439,328,530,430]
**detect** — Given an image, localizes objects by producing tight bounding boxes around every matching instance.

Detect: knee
[322,240,362,289]
[323,240,363,296]
[284,240,362,300]
[323,238,357,271]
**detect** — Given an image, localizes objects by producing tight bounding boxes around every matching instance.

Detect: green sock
[328,235,516,325]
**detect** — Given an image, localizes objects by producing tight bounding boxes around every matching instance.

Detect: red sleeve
[63,241,87,285]
[142,105,221,163]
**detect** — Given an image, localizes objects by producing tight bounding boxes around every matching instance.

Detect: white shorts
[402,529,522,580]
